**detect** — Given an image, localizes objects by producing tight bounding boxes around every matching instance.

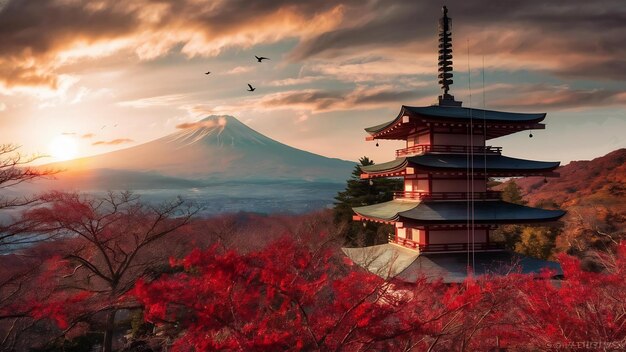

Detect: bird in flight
[247,84,256,92]
[255,55,270,62]
[205,71,211,75]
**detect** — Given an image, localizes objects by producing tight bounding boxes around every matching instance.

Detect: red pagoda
[347,7,565,282]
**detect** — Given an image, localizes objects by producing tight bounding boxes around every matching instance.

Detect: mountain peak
[200,115,241,124]
[170,115,274,149]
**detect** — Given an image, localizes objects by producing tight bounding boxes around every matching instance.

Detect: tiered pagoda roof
[353,200,565,224]
[365,105,547,140]
[360,154,560,178]
[344,6,566,281]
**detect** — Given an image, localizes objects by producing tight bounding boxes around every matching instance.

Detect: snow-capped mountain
[47,115,354,186]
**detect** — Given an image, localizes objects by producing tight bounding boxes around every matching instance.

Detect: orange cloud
[0,0,346,90]
[92,138,133,146]
[176,117,227,129]
[81,133,95,139]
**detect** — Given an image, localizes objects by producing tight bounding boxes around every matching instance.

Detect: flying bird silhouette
[205,71,211,75]
[247,84,256,92]
[255,55,270,62]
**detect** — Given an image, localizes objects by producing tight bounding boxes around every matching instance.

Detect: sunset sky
[1,0,625,165]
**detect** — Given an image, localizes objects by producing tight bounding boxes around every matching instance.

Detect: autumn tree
[334,157,402,245]
[500,179,527,205]
[132,235,456,351]
[0,144,59,349]
[0,143,57,251]
[21,192,198,352]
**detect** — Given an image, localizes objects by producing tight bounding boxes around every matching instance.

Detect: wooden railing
[393,191,501,201]
[388,234,505,253]
[418,242,505,252]
[388,234,421,250]
[396,144,502,157]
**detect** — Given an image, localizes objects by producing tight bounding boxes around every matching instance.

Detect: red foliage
[133,238,626,351]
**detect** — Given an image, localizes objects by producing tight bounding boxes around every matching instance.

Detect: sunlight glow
[48,135,79,161]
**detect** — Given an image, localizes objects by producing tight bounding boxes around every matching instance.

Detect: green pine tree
[333,157,402,246]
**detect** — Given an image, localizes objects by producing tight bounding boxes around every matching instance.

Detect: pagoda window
[397,227,406,239]
[404,178,430,192]
[406,228,413,241]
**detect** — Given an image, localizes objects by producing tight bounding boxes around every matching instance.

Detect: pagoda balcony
[389,235,505,253]
[395,144,502,158]
[393,191,502,201]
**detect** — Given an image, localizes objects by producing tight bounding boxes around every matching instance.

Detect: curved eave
[398,200,566,224]
[396,251,563,283]
[360,158,408,174]
[408,154,561,172]
[404,105,546,123]
[364,105,547,140]
[352,199,420,222]
[360,155,560,179]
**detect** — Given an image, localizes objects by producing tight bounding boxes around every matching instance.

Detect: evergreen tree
[333,157,402,245]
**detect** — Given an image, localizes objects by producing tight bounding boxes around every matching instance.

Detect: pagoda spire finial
[437,5,462,107]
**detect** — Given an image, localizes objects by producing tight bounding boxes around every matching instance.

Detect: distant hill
[513,148,626,252]
[41,115,354,189]
[515,148,626,209]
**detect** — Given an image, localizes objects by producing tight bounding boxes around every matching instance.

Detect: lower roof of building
[360,154,560,175]
[342,244,562,283]
[353,199,565,224]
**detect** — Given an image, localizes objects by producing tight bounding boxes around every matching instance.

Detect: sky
[0,0,625,166]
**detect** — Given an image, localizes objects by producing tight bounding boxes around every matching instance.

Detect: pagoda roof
[396,251,563,283]
[360,154,560,177]
[353,199,565,224]
[342,244,562,283]
[398,200,565,224]
[365,105,546,140]
[353,199,420,221]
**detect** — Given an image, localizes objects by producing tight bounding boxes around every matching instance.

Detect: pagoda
[346,6,565,282]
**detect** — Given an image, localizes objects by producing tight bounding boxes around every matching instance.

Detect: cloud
[267,76,323,87]
[288,0,626,81]
[176,117,227,129]
[61,132,76,136]
[92,138,133,146]
[117,94,187,108]
[0,0,349,89]
[224,66,255,75]
[204,85,434,115]
[81,133,95,139]
[490,84,626,110]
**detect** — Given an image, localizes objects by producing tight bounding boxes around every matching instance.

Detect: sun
[48,135,79,161]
